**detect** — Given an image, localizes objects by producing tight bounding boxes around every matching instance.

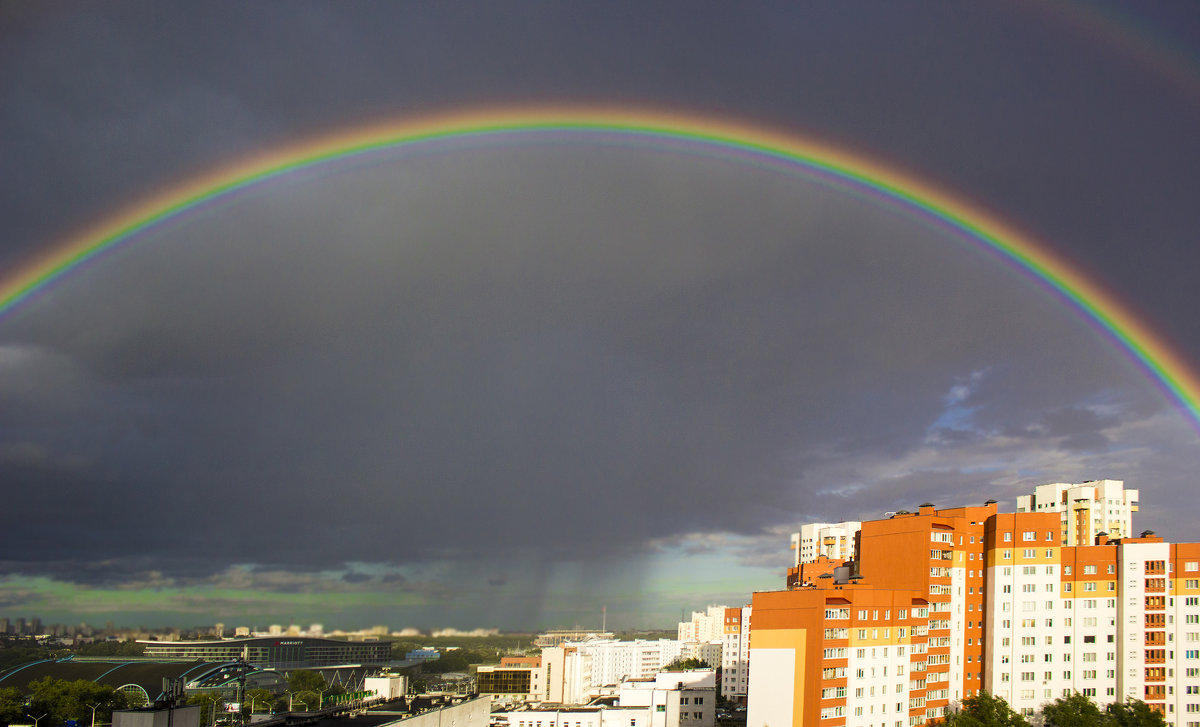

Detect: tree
[285,671,326,693]
[1041,693,1104,727]
[0,687,26,727]
[1105,700,1168,727]
[285,670,328,711]
[26,678,129,727]
[187,692,225,727]
[936,691,1029,727]
[663,658,711,671]
[243,689,276,715]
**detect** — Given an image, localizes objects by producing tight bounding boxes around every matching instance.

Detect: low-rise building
[138,636,391,669]
[494,670,715,727]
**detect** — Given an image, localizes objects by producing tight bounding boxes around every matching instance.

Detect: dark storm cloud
[0,145,1178,581]
[1,2,1198,627]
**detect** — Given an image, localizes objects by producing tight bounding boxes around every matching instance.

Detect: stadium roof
[0,658,253,700]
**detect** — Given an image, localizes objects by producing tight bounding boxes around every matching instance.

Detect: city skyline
[2,2,1199,629]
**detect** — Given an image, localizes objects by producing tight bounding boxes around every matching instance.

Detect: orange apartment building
[748,580,930,726]
[748,497,1200,727]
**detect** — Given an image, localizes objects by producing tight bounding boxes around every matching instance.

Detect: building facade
[721,606,751,705]
[496,670,716,727]
[748,583,932,727]
[749,492,1200,727]
[678,606,727,644]
[791,522,863,567]
[138,637,391,669]
[1015,480,1139,545]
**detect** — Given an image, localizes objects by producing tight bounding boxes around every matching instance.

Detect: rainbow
[2,106,1199,429]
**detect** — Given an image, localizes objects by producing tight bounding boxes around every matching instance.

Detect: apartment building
[1015,479,1139,545]
[478,656,547,702]
[495,670,716,727]
[678,606,727,644]
[576,639,688,687]
[749,493,1200,727]
[747,580,932,727]
[857,502,997,707]
[721,605,751,705]
[791,522,863,567]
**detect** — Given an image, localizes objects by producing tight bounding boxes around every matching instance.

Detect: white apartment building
[618,670,716,727]
[790,521,861,567]
[677,605,726,644]
[495,670,715,727]
[570,639,686,688]
[1016,479,1139,545]
[720,606,751,704]
[984,520,1200,724]
[540,646,594,705]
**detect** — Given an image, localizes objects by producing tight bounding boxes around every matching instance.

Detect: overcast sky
[1,1,1198,632]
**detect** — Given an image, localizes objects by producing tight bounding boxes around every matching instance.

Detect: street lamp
[27,714,47,727]
[87,702,100,727]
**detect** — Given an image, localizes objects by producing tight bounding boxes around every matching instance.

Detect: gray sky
[1,1,1198,631]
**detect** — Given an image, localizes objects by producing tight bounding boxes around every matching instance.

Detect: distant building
[573,639,686,687]
[406,648,441,661]
[1016,479,1139,545]
[364,673,407,700]
[138,636,390,669]
[494,670,715,727]
[477,656,545,702]
[534,630,613,648]
[720,606,751,705]
[790,521,861,567]
[676,605,725,643]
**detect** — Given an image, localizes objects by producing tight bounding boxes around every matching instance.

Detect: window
[1004,532,1012,542]
[1024,531,1036,541]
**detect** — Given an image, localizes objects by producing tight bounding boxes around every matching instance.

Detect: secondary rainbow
[2,106,1199,429]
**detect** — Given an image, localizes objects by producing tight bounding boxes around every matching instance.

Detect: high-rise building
[984,523,1200,720]
[721,605,751,705]
[790,522,862,567]
[1015,479,1139,545]
[678,605,728,643]
[747,492,1200,727]
[748,580,931,726]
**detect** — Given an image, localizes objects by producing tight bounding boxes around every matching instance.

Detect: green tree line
[0,678,129,727]
[936,691,1166,727]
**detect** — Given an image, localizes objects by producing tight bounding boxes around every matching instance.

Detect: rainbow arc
[1,106,1197,428]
